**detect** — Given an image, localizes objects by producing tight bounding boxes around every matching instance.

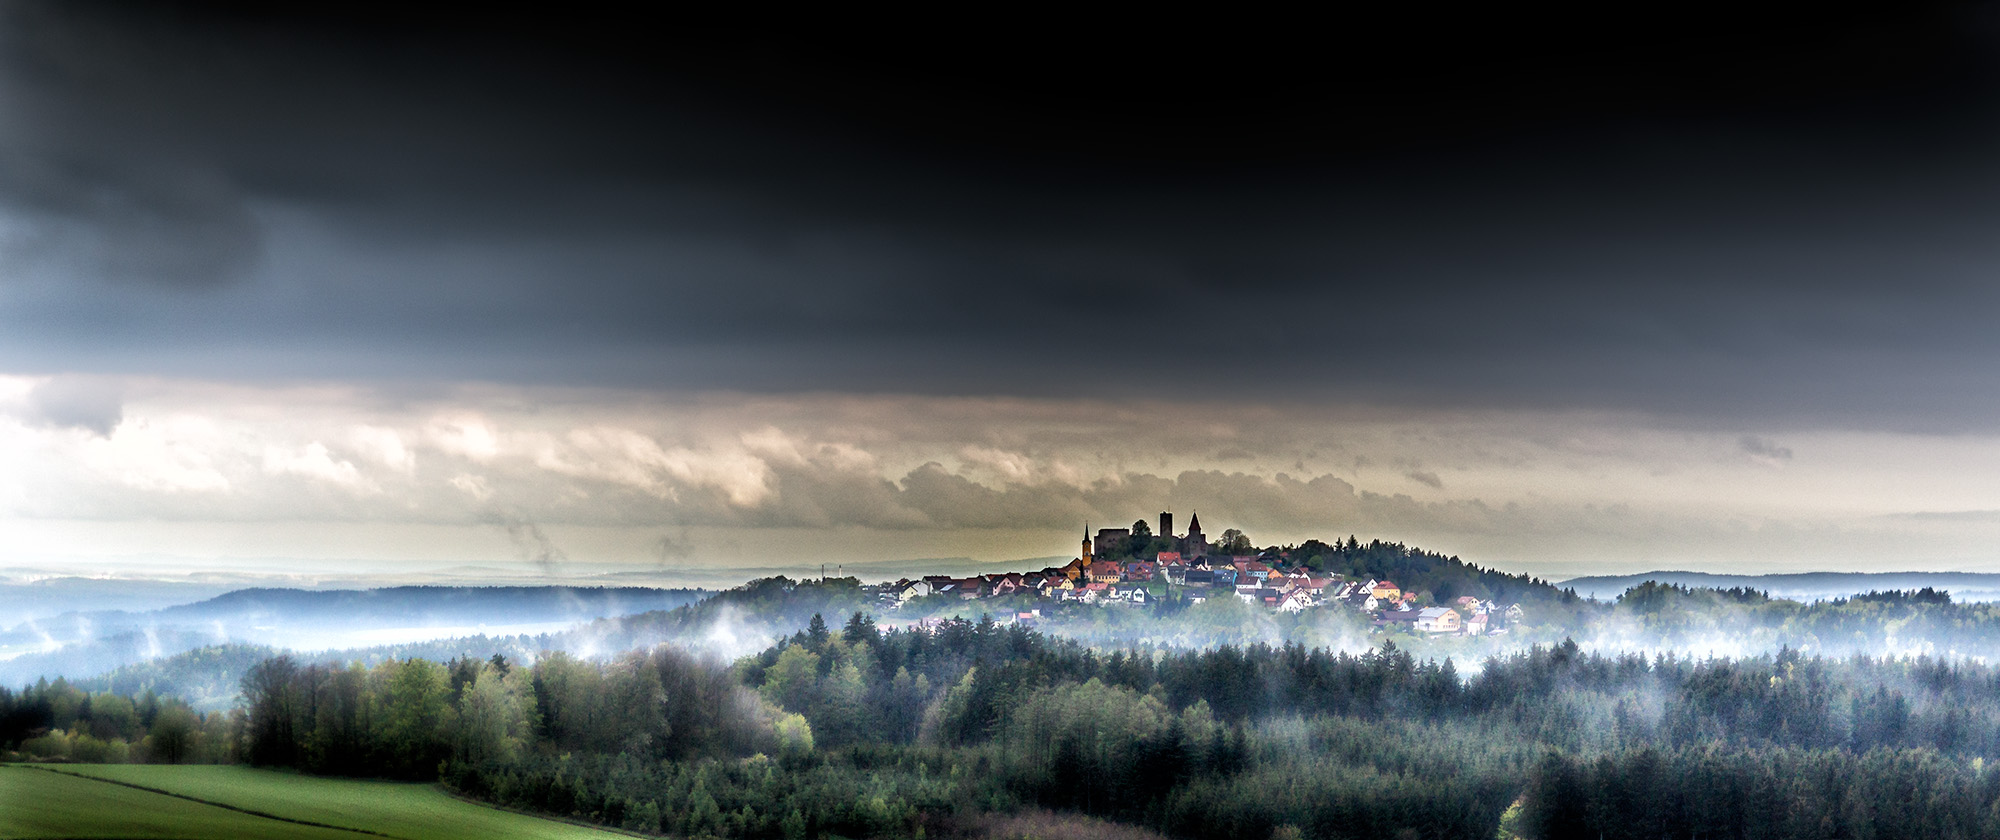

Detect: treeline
[0,677,232,764]
[74,576,870,713]
[237,647,783,778]
[1607,580,2000,656]
[1522,746,2000,839]
[447,617,2000,838]
[1288,536,1577,609]
[30,611,2000,839]
[568,576,870,657]
[724,621,2000,838]
[446,677,1529,840]
[743,615,2000,758]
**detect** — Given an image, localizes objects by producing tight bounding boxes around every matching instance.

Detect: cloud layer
[4,378,2000,579]
[1,4,1999,430]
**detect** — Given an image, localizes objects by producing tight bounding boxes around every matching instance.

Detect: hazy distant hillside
[0,575,242,623]
[1559,571,2000,603]
[146,585,707,628]
[0,585,707,685]
[71,577,859,709]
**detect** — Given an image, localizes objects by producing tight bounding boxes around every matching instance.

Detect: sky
[6,3,2000,583]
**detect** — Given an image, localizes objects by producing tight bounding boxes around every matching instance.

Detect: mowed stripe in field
[0,764,377,840]
[45,765,631,840]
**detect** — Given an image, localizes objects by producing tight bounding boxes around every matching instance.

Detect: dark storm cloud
[6,3,2000,429]
[0,155,260,287]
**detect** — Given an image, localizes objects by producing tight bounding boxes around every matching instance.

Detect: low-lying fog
[0,582,707,686]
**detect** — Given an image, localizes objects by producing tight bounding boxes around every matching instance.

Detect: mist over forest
[16,557,2000,839]
[10,2,2000,839]
[17,535,2000,710]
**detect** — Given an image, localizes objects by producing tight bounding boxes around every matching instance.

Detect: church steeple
[1081,522,1093,561]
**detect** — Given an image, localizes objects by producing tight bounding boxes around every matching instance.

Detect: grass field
[0,764,633,840]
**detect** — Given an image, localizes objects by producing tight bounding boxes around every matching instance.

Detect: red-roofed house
[1278,589,1315,613]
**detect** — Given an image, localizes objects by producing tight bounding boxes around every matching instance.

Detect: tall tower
[1160,511,1174,540]
[1081,524,1093,562]
[1186,511,1206,558]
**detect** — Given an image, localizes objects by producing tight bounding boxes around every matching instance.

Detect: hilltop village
[878,511,1524,637]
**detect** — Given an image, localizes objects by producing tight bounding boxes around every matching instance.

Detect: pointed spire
[1188,511,1201,532]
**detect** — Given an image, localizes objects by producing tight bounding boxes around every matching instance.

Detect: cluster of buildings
[872,512,1520,637]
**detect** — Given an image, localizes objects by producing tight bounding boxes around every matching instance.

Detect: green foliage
[1493,800,1526,840]
[454,665,530,766]
[772,711,815,758]
[378,658,452,776]
[1521,746,2000,839]
[150,701,200,764]
[0,676,224,765]
[1218,528,1253,554]
[230,645,769,779]
[48,584,2000,840]
[1601,580,2000,656]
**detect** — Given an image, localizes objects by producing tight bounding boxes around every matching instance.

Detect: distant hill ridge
[6,585,709,637]
[152,585,704,621]
[0,585,711,688]
[1558,570,2000,603]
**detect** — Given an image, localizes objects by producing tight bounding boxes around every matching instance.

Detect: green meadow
[0,764,633,840]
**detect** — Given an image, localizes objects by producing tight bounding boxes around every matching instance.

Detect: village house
[1376,610,1422,630]
[1415,607,1461,634]
[894,579,935,605]
[1234,559,1274,581]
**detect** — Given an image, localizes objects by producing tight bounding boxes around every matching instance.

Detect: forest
[13,600,2000,839]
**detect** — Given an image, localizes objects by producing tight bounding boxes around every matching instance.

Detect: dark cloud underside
[3,3,1999,429]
